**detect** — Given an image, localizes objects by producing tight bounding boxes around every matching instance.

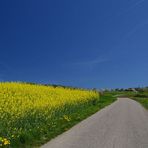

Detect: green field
[0,82,117,147]
[129,88,148,109]
[109,88,148,110]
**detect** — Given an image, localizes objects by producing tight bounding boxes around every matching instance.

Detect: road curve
[42,98,148,148]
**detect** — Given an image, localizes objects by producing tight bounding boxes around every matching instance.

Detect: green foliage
[115,87,148,109]
[0,82,99,147]
[132,88,148,109]
[133,98,148,109]
[0,82,117,147]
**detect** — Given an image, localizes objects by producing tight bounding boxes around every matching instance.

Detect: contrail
[126,20,148,37]
[128,0,145,10]
[118,0,146,16]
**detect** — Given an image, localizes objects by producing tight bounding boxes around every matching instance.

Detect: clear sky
[0,0,148,89]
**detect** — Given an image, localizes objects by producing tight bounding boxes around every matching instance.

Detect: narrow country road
[42,98,148,148]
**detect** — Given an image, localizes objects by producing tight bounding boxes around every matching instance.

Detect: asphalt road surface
[42,98,148,148]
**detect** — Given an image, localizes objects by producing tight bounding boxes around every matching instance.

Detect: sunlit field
[0,82,99,147]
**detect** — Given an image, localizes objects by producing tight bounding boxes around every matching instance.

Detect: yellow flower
[3,138,10,145]
[63,115,71,122]
[0,82,99,146]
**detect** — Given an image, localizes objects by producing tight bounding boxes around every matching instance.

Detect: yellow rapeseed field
[0,82,99,147]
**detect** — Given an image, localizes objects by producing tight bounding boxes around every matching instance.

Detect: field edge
[39,92,117,148]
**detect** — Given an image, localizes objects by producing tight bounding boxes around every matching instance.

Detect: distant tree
[115,88,120,91]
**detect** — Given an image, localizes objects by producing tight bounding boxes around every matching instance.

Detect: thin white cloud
[118,0,146,16]
[129,0,145,9]
[126,20,148,37]
[73,57,108,66]
[69,57,110,70]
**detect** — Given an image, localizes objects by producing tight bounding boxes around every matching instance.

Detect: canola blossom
[0,82,99,146]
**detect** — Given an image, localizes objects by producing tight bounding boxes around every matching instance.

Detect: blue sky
[0,0,148,89]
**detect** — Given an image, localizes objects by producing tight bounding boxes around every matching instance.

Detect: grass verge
[0,82,117,148]
[130,97,148,109]
[134,98,148,109]
[39,92,117,148]
[120,91,148,110]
